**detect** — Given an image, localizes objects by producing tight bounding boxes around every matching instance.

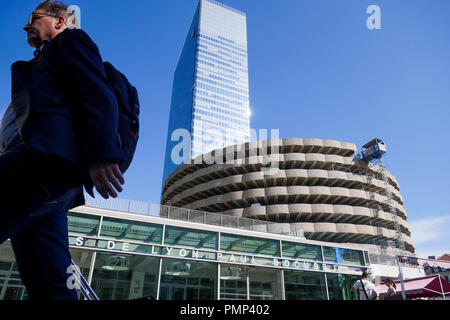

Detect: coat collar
[33,40,48,58]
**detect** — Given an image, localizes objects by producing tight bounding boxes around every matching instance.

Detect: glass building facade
[0,206,370,300]
[163,0,251,184]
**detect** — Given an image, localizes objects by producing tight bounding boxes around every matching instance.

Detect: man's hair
[362,271,369,278]
[36,0,68,17]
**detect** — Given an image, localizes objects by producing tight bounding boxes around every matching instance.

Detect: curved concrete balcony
[168,185,408,222]
[239,203,410,235]
[163,167,403,206]
[295,222,414,252]
[163,140,400,194]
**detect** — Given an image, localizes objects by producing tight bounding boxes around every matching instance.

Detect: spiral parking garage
[162,138,415,256]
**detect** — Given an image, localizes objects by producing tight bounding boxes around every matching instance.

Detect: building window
[90,252,159,300]
[220,233,281,257]
[220,265,281,300]
[323,247,365,266]
[284,270,327,300]
[326,273,359,300]
[159,258,217,300]
[0,243,27,300]
[70,248,94,300]
[163,226,217,250]
[220,265,248,300]
[281,241,323,261]
[68,211,101,236]
[248,267,280,300]
[100,217,163,244]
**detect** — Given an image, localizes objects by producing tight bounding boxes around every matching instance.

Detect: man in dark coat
[0,0,125,299]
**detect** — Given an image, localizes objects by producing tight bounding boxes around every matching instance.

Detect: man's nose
[23,24,31,31]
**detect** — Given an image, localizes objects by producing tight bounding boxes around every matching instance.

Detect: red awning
[377,275,450,299]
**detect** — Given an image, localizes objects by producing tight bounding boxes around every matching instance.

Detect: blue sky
[0,0,449,259]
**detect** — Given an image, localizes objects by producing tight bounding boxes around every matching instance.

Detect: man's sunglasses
[28,12,59,25]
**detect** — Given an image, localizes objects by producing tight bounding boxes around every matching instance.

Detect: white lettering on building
[180,249,188,257]
[70,237,336,272]
[75,237,84,246]
[107,241,115,250]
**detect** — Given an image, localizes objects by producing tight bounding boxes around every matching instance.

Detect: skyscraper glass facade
[163,0,250,185]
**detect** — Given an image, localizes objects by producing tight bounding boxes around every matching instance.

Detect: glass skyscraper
[163,0,250,186]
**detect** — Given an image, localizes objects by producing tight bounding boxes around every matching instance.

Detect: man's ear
[55,16,66,29]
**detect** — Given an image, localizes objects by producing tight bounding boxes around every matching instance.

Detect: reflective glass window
[220,234,280,257]
[70,248,94,300]
[164,226,217,250]
[364,251,370,265]
[70,248,93,279]
[0,242,27,300]
[281,242,323,261]
[91,252,159,300]
[100,217,163,244]
[220,265,248,300]
[284,270,327,300]
[249,267,280,300]
[326,273,360,300]
[323,247,365,266]
[159,258,217,300]
[67,212,100,236]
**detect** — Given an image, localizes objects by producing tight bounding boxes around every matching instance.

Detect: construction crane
[358,138,406,256]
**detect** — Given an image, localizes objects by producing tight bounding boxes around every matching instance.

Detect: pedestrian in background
[351,271,379,300]
[383,278,397,300]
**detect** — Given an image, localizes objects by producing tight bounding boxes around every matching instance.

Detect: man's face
[23,9,59,48]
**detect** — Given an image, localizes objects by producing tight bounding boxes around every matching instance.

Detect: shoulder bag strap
[360,279,371,300]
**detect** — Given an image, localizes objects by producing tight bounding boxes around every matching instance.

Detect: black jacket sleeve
[53,29,124,166]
